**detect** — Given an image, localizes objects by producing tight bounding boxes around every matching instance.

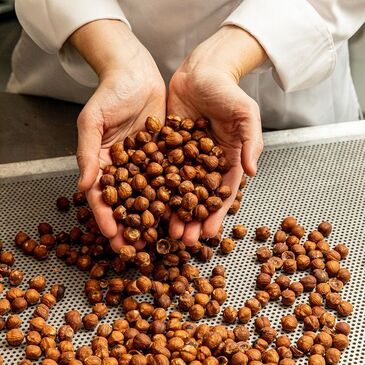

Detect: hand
[168,25,267,245]
[69,20,166,252]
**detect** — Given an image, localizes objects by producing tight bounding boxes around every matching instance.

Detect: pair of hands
[71,20,266,252]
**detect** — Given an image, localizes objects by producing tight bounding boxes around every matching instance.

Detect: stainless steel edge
[1,120,364,179]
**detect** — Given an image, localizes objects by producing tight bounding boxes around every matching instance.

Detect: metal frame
[1,120,364,179]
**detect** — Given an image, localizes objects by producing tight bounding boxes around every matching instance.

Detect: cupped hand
[167,26,267,245]
[72,22,166,252]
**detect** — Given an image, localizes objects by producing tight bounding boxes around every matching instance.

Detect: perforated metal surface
[0,138,365,364]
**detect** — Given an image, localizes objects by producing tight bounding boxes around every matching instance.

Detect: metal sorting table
[0,120,365,364]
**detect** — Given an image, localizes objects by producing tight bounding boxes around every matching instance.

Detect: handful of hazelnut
[100,115,233,243]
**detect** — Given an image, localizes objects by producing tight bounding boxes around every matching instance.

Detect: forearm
[184,25,267,82]
[68,19,138,77]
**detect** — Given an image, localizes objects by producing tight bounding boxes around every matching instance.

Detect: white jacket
[7,0,365,129]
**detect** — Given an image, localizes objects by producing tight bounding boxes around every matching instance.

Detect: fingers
[182,221,202,246]
[202,164,242,238]
[239,100,264,177]
[76,106,103,192]
[86,171,118,239]
[169,213,185,240]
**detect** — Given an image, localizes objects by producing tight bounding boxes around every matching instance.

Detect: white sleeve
[222,0,365,92]
[15,0,130,54]
[15,0,131,87]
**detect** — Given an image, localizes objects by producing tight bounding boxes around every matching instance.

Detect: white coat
[7,0,365,129]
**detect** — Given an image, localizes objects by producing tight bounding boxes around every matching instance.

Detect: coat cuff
[222,0,336,92]
[16,0,130,54]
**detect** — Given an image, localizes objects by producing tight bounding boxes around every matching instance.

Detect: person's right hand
[69,20,166,252]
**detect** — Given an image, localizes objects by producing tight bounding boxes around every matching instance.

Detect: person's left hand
[167,25,267,245]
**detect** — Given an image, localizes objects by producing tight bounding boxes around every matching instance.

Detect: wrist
[69,19,142,79]
[183,25,267,82]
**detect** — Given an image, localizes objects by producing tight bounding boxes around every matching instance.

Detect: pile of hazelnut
[99,115,238,244]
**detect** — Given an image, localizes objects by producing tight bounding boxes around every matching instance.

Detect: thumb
[238,94,264,177]
[76,107,103,192]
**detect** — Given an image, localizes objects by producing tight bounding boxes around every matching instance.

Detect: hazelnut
[275,274,290,290]
[291,224,305,238]
[42,293,57,308]
[332,334,349,350]
[335,321,350,336]
[205,196,223,212]
[255,226,270,241]
[222,306,237,324]
[260,326,277,343]
[281,315,298,332]
[296,255,311,270]
[308,230,324,242]
[334,243,349,259]
[308,354,325,365]
[11,297,28,313]
[102,186,118,205]
[220,238,236,254]
[14,231,30,247]
[325,293,341,309]
[228,199,240,214]
[9,269,24,286]
[232,224,247,239]
[0,298,11,315]
[5,314,21,331]
[6,328,24,346]
[73,191,86,205]
[281,289,296,306]
[0,251,15,266]
[265,283,281,300]
[281,216,297,232]
[325,348,341,364]
[325,260,340,277]
[145,116,162,133]
[309,292,323,307]
[337,268,351,284]
[300,275,317,291]
[318,221,332,237]
[294,303,312,320]
[337,301,353,317]
[256,246,272,262]
[255,316,271,332]
[189,304,205,321]
[296,335,313,353]
[194,204,209,221]
[255,291,270,307]
[256,273,271,289]
[245,298,261,315]
[25,288,40,305]
[119,245,137,262]
[304,315,320,331]
[25,344,42,360]
[319,312,336,328]
[274,230,286,242]
[238,307,252,323]
[65,310,82,332]
[33,244,49,260]
[328,278,344,292]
